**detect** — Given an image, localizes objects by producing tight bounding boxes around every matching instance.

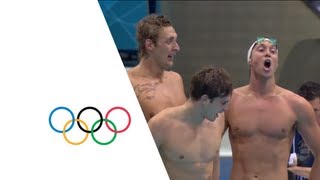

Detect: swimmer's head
[247,37,277,64]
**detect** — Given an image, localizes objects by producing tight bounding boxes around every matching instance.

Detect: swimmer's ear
[200,94,210,105]
[145,39,154,51]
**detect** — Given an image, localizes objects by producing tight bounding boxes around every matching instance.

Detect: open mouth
[264,59,271,69]
[168,53,177,59]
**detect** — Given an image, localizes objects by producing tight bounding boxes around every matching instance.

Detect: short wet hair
[190,66,233,101]
[136,14,172,59]
[297,81,320,101]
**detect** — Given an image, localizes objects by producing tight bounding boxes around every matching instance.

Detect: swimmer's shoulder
[165,70,183,82]
[232,85,249,97]
[277,86,310,109]
[126,66,146,87]
[148,106,179,130]
[127,66,139,80]
[153,106,179,121]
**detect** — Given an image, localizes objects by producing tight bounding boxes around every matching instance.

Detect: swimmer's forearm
[287,166,310,178]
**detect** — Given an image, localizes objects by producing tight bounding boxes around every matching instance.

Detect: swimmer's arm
[212,115,225,180]
[173,72,187,102]
[212,150,220,180]
[222,112,229,135]
[287,166,310,178]
[148,116,163,149]
[296,100,320,180]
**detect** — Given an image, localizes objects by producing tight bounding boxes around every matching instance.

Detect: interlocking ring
[49,106,131,145]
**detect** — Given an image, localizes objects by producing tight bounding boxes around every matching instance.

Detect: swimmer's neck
[137,57,166,79]
[180,99,208,126]
[248,77,277,97]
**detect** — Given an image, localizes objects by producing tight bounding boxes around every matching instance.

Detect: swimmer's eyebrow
[221,100,229,105]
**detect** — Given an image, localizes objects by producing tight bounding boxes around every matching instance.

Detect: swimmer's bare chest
[228,96,296,138]
[161,122,222,163]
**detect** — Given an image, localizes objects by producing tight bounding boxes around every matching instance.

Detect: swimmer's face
[150,26,180,70]
[249,40,278,78]
[206,95,231,122]
[309,97,320,126]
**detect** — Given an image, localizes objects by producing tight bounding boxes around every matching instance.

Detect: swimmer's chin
[208,114,219,122]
